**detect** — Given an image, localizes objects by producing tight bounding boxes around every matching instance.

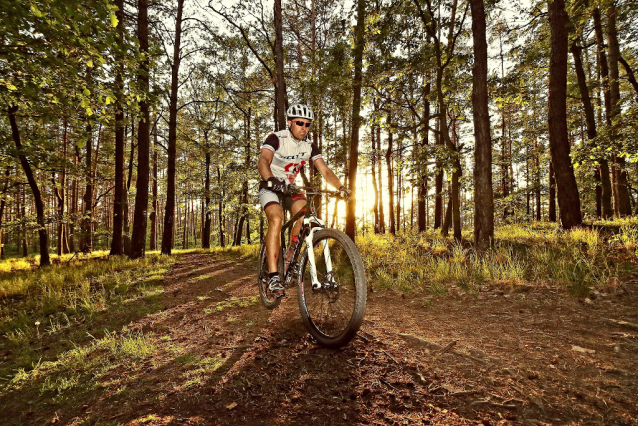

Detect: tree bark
[274,0,287,130]
[418,78,430,232]
[203,148,211,248]
[371,118,379,233]
[8,105,50,266]
[570,42,613,218]
[434,114,443,229]
[0,167,11,259]
[130,0,153,258]
[110,0,126,255]
[81,119,93,253]
[149,122,158,250]
[619,56,638,99]
[547,0,582,228]
[606,3,631,216]
[345,0,365,240]
[160,0,184,255]
[386,113,395,235]
[217,166,225,247]
[470,0,494,249]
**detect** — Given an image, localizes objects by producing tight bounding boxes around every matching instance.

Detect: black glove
[267,177,288,194]
[339,185,351,199]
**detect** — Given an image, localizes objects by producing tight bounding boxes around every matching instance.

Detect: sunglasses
[293,120,312,128]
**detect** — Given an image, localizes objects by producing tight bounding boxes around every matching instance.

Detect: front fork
[303,217,333,290]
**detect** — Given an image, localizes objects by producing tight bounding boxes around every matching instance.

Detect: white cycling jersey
[260,129,322,184]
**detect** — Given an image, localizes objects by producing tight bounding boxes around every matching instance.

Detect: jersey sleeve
[310,142,322,161]
[260,133,279,153]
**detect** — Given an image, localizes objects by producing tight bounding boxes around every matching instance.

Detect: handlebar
[288,184,348,200]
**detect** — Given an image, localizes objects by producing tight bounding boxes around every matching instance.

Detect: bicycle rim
[258,244,282,309]
[298,229,366,348]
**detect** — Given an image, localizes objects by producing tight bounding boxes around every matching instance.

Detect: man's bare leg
[289,199,307,244]
[265,204,283,274]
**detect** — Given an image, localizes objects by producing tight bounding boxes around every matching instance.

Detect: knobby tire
[297,228,367,348]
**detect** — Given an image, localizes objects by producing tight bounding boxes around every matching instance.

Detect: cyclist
[258,103,349,297]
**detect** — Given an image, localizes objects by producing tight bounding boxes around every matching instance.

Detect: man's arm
[258,149,275,181]
[313,158,344,189]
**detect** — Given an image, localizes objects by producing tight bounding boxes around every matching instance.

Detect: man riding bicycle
[258,104,349,297]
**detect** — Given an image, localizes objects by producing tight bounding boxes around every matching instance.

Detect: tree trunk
[470,0,494,249]
[418,78,430,232]
[149,122,158,250]
[371,118,379,233]
[217,166,225,247]
[8,105,50,266]
[0,168,11,259]
[619,56,638,99]
[160,0,184,256]
[345,0,365,240]
[203,150,211,248]
[110,0,126,255]
[386,113,395,235]
[130,0,152,258]
[549,162,556,222]
[376,105,385,233]
[606,3,632,216]
[547,0,582,229]
[434,113,443,229]
[274,0,287,130]
[81,119,93,253]
[570,42,613,218]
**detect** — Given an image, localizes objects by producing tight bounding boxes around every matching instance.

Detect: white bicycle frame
[302,216,333,289]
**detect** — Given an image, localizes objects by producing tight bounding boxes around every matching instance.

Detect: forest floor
[1,252,637,425]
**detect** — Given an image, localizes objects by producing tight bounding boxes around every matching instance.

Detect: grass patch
[359,222,630,296]
[213,296,259,313]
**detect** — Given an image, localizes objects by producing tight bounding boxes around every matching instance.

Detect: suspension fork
[303,217,333,290]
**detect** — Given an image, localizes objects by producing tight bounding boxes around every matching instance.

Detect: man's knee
[265,207,283,229]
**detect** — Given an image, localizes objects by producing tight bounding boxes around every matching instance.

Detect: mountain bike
[257,184,367,348]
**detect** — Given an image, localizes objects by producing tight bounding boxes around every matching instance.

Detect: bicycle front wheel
[297,228,367,348]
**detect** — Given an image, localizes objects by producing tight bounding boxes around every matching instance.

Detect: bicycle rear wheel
[297,228,367,348]
[257,244,283,309]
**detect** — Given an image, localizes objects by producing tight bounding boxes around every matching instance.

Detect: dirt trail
[3,253,638,425]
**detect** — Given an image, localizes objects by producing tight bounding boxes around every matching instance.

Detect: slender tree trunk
[130,0,152,258]
[81,119,93,252]
[386,113,395,235]
[418,78,430,232]
[571,42,613,218]
[371,118,379,233]
[547,0,582,228]
[203,150,211,248]
[434,113,443,229]
[160,0,184,255]
[0,168,11,259]
[8,105,50,266]
[470,0,494,249]
[274,0,287,129]
[606,3,631,216]
[548,162,556,222]
[58,118,70,254]
[376,106,385,233]
[111,0,126,255]
[619,56,638,99]
[149,122,158,250]
[217,166,225,247]
[345,0,365,240]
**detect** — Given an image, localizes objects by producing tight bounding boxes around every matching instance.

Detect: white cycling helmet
[287,104,314,121]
